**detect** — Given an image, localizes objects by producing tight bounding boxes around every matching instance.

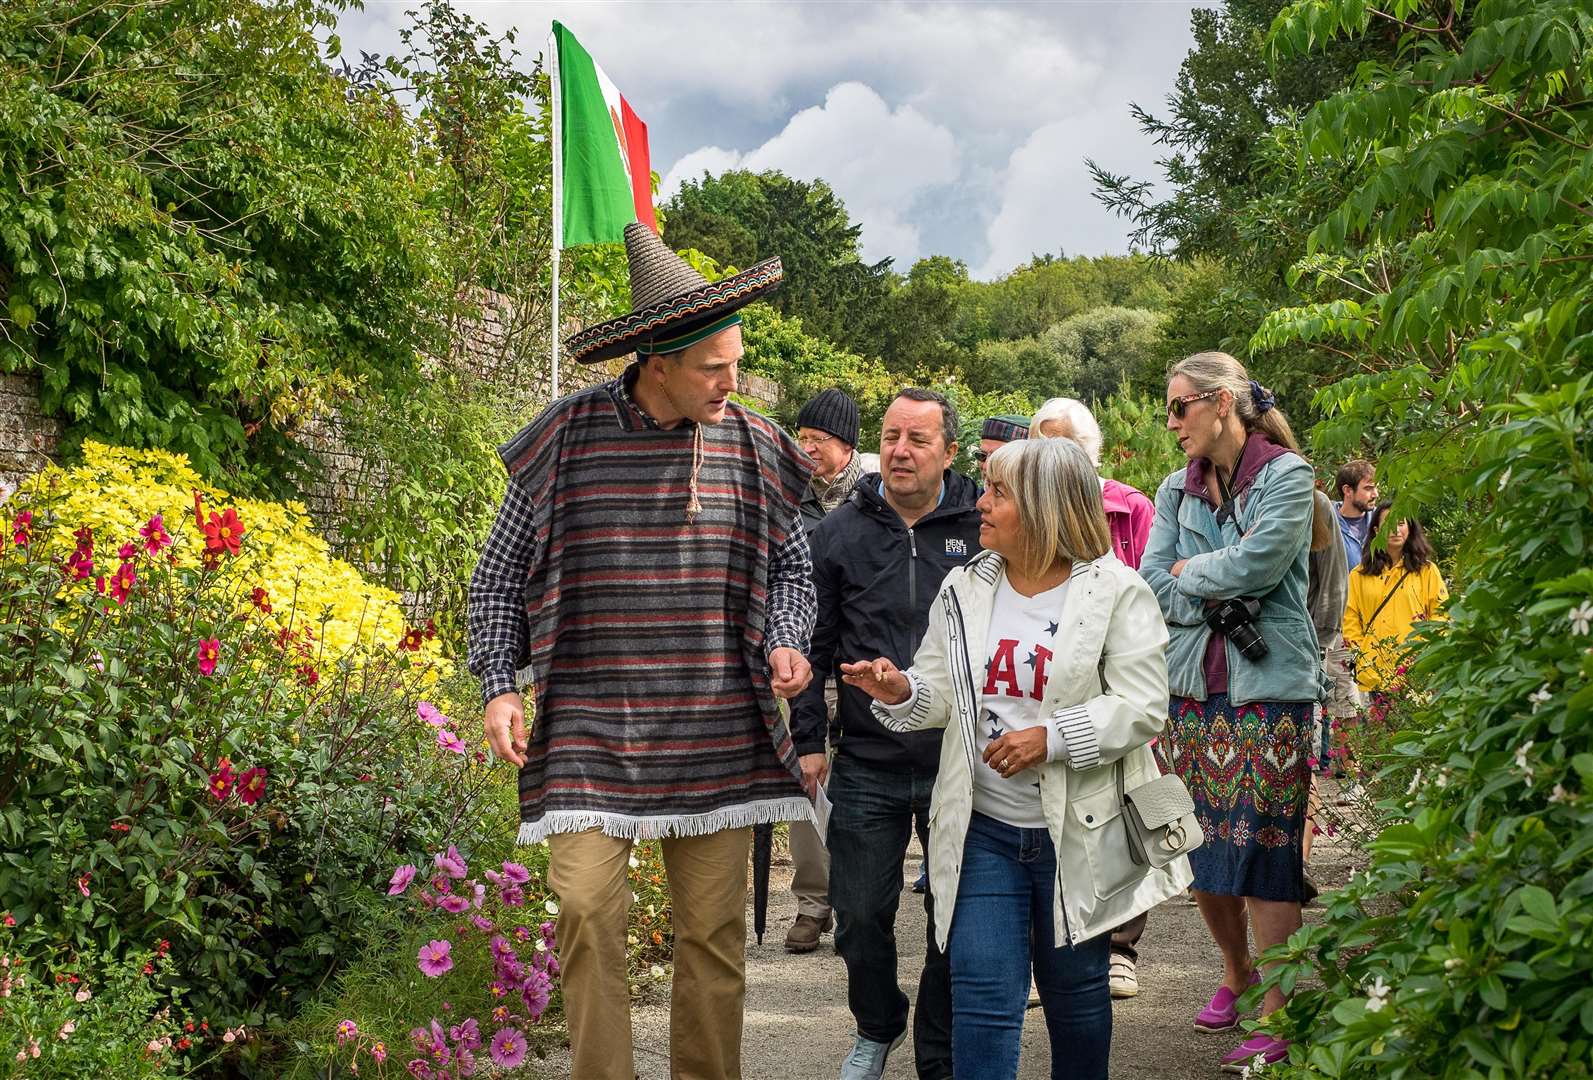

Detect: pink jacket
[1102,478,1154,569]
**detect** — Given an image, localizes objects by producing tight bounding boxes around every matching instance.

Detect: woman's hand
[1170,558,1187,577]
[983,727,1048,779]
[840,657,911,705]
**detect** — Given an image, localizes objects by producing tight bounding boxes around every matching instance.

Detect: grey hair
[1029,397,1103,467]
[983,437,1111,577]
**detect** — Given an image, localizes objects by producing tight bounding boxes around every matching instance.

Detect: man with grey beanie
[782,387,863,954]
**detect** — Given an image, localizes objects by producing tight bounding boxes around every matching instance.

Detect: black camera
[1205,597,1268,661]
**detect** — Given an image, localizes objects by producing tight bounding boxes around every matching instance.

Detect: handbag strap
[1115,757,1148,866]
[1365,567,1413,630]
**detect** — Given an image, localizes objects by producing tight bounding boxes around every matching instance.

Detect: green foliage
[0,947,186,1079]
[0,476,499,1032]
[0,0,451,493]
[1093,387,1187,498]
[739,303,899,453]
[661,170,893,355]
[1213,1,1593,1075]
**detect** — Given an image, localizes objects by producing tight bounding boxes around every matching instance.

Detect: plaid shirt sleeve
[764,521,816,656]
[467,477,536,707]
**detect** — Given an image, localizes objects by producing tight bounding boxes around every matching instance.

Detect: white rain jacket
[874,550,1192,950]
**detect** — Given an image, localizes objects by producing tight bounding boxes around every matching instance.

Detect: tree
[1042,306,1165,404]
[0,0,451,492]
[660,170,893,354]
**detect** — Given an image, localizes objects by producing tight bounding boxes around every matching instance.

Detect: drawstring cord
[686,423,704,523]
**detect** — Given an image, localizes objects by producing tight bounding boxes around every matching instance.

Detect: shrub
[0,445,498,1040]
[1263,381,1593,1078]
[0,945,184,1080]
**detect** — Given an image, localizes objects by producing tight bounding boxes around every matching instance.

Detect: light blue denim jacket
[1140,451,1323,705]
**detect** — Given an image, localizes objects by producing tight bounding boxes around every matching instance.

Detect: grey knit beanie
[796,388,860,447]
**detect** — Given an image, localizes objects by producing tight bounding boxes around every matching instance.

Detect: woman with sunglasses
[1141,351,1325,1074]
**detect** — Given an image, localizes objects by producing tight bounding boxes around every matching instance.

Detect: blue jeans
[949,812,1111,1080]
[827,755,953,1079]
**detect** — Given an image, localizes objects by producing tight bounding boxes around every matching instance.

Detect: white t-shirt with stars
[974,575,1072,828]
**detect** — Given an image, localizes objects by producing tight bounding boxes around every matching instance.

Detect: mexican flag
[550,21,657,247]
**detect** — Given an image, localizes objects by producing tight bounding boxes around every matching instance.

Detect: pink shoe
[1194,972,1261,1032]
[1220,1034,1289,1073]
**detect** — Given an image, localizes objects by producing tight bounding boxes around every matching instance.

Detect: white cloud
[976,100,1167,278]
[337,2,1201,277]
[663,83,961,265]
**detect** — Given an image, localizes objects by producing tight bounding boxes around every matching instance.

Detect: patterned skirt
[1165,694,1311,902]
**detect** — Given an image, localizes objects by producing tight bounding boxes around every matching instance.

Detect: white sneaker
[1109,955,1139,999]
[838,1030,907,1080]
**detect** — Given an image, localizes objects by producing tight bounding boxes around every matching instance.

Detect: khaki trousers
[788,818,832,920]
[547,827,751,1080]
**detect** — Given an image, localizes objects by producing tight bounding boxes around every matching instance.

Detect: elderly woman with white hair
[1031,398,1156,572]
[1031,396,1160,1000]
[842,438,1189,1080]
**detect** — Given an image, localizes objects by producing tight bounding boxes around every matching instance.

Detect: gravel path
[536,793,1361,1079]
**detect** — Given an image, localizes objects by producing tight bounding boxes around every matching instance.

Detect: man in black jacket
[792,387,982,1080]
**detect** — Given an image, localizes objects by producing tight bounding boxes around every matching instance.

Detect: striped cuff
[1048,704,1099,769]
[872,671,934,731]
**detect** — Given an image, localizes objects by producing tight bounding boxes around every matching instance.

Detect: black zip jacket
[792,469,984,773]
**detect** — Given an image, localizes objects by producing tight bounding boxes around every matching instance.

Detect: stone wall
[0,373,62,496]
[0,289,782,523]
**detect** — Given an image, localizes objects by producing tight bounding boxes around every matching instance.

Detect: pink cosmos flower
[436,729,466,754]
[438,894,470,914]
[500,885,525,907]
[450,1018,481,1051]
[388,864,417,895]
[371,1042,387,1063]
[489,1028,527,1069]
[139,514,171,555]
[237,767,267,805]
[416,939,454,977]
[521,968,552,1020]
[196,638,220,677]
[470,914,495,932]
[434,846,468,880]
[336,1020,359,1044]
[416,702,447,727]
[500,861,531,885]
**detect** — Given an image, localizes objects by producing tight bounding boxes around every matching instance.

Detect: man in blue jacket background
[792,387,984,1080]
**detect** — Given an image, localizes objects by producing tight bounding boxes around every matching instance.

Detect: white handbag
[1114,759,1203,869]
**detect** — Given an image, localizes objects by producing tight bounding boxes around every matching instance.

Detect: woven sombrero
[565,221,784,365]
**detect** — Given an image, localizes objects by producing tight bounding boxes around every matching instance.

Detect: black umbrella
[751,822,773,944]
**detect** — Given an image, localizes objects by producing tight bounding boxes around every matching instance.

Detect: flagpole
[548,26,563,401]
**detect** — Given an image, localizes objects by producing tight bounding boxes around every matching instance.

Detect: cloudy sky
[337,2,1211,280]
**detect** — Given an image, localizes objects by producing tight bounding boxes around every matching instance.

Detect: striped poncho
[468,374,817,843]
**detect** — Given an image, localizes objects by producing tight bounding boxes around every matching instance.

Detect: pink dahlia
[139,514,170,555]
[237,767,267,805]
[196,638,220,677]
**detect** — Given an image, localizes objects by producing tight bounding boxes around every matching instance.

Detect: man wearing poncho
[468,222,817,1080]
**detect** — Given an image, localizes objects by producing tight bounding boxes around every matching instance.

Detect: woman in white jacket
[844,438,1190,1080]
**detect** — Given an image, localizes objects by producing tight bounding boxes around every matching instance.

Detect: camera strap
[1213,442,1246,525]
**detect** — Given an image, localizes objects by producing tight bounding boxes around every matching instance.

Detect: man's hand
[798,752,829,798]
[769,647,813,699]
[484,692,528,768]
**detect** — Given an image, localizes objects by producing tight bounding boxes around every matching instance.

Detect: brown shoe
[784,912,833,953]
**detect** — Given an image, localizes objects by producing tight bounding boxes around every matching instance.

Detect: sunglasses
[1167,390,1220,419]
[972,449,990,464]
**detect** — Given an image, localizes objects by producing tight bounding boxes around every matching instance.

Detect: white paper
[812,782,833,846]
